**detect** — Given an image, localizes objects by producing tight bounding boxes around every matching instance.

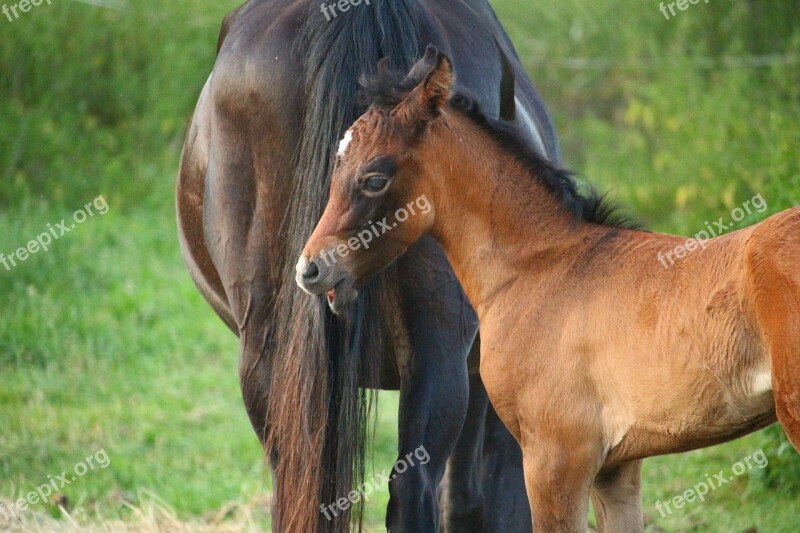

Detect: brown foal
[296,46,800,531]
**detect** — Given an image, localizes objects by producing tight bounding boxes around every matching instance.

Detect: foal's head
[296,46,454,313]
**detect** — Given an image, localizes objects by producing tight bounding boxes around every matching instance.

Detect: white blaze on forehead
[337,129,353,157]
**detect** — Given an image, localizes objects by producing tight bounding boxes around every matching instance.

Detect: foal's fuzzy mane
[359,68,639,229]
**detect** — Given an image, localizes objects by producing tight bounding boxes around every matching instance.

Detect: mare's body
[177,1,559,530]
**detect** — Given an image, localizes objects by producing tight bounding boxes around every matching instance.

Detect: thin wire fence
[531,54,800,70]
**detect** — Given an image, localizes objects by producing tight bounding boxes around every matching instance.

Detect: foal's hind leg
[747,209,800,450]
[767,324,800,451]
[591,460,644,533]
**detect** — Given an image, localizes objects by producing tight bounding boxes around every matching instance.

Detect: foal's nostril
[302,261,320,280]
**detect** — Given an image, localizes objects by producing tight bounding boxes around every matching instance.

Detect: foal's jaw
[323,276,358,315]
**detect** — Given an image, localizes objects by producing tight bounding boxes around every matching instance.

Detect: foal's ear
[395,45,453,128]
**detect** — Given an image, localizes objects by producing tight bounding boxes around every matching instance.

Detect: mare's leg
[441,372,488,532]
[386,236,478,533]
[176,66,282,450]
[441,371,533,533]
[200,32,300,523]
[591,460,644,533]
[482,399,533,532]
[179,63,286,446]
[203,59,294,443]
[178,67,283,470]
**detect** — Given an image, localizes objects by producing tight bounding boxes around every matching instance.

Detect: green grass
[1,0,799,531]
[0,201,262,516]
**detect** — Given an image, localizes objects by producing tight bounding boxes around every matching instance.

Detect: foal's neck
[425,111,616,316]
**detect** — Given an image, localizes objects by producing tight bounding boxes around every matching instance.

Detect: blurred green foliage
[495,0,800,235]
[0,0,232,208]
[0,0,799,530]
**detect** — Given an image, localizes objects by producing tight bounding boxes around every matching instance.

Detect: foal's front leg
[520,428,604,532]
[386,236,479,532]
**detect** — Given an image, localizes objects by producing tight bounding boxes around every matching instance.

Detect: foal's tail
[746,206,800,451]
[264,2,421,532]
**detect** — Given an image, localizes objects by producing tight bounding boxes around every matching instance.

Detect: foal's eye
[362,175,390,194]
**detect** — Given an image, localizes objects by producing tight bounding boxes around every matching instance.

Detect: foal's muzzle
[295,254,357,314]
[295,255,335,293]
[297,257,322,285]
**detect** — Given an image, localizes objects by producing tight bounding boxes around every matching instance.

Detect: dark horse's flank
[177,0,559,530]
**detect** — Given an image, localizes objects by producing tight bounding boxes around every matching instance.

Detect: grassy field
[1,0,798,531]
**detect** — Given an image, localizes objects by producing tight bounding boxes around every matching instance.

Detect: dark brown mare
[298,47,800,532]
[177,1,561,531]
